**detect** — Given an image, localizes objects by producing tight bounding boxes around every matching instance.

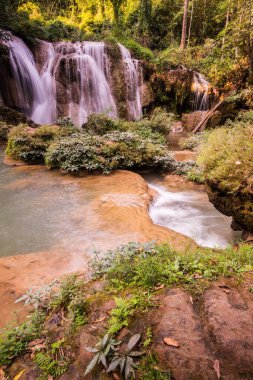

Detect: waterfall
[191,72,210,111]
[4,35,54,124]
[0,32,143,125]
[118,44,142,121]
[52,41,117,126]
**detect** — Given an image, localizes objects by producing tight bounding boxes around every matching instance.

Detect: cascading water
[52,41,117,126]
[3,35,54,124]
[0,32,143,125]
[191,72,210,111]
[118,44,142,121]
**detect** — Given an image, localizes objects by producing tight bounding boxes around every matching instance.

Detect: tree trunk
[187,0,194,46]
[180,0,189,49]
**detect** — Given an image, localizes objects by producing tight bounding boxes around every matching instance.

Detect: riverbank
[0,152,194,327]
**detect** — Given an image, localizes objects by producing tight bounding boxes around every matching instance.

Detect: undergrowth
[91,242,253,290]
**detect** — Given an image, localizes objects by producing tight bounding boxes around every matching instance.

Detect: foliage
[116,35,154,60]
[0,121,12,141]
[107,333,144,379]
[34,338,69,379]
[15,280,58,310]
[45,129,175,174]
[179,133,206,151]
[143,327,153,348]
[84,333,121,376]
[0,311,45,366]
[197,123,253,193]
[138,354,172,379]
[85,333,143,379]
[90,242,253,290]
[108,294,152,334]
[5,124,75,163]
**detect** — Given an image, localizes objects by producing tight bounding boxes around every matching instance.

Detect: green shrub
[197,124,253,193]
[45,130,174,174]
[116,36,154,60]
[0,311,45,366]
[84,114,119,135]
[6,124,75,162]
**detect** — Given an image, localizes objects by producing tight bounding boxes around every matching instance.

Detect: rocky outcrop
[150,67,193,113]
[182,110,207,131]
[6,279,253,380]
[0,105,34,126]
[206,182,253,233]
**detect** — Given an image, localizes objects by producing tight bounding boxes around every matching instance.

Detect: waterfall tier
[191,72,210,111]
[0,33,143,126]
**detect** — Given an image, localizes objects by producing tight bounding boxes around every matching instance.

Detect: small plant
[108,294,152,335]
[84,333,121,376]
[34,338,69,379]
[15,280,58,310]
[107,334,144,379]
[138,354,172,379]
[143,327,153,348]
[56,116,74,128]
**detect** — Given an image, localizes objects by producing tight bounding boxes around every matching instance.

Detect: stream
[147,177,239,248]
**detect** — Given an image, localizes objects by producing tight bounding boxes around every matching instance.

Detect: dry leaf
[112,372,121,380]
[163,337,180,348]
[219,285,230,290]
[28,339,46,352]
[155,284,165,291]
[213,359,221,379]
[93,316,106,323]
[14,370,26,380]
[192,273,202,279]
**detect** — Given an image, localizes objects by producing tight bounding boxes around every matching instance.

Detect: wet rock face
[105,42,129,120]
[0,46,23,112]
[182,110,207,131]
[0,105,33,126]
[150,67,193,113]
[206,183,253,233]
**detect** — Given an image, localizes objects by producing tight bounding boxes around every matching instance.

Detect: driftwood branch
[193,98,224,134]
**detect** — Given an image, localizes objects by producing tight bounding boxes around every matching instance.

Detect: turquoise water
[0,147,93,257]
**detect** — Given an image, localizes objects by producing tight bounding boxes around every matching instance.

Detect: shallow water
[148,179,240,248]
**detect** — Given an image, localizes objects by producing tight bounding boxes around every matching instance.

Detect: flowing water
[0,33,143,125]
[118,44,142,120]
[147,177,240,248]
[191,71,210,111]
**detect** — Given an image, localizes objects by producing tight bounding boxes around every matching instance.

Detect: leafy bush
[84,114,119,135]
[197,124,253,193]
[116,35,154,60]
[0,311,45,366]
[45,130,175,174]
[6,124,75,162]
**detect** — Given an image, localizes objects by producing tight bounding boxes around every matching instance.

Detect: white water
[6,35,54,124]
[149,182,238,248]
[191,72,210,111]
[1,33,143,125]
[52,41,117,125]
[118,43,142,120]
